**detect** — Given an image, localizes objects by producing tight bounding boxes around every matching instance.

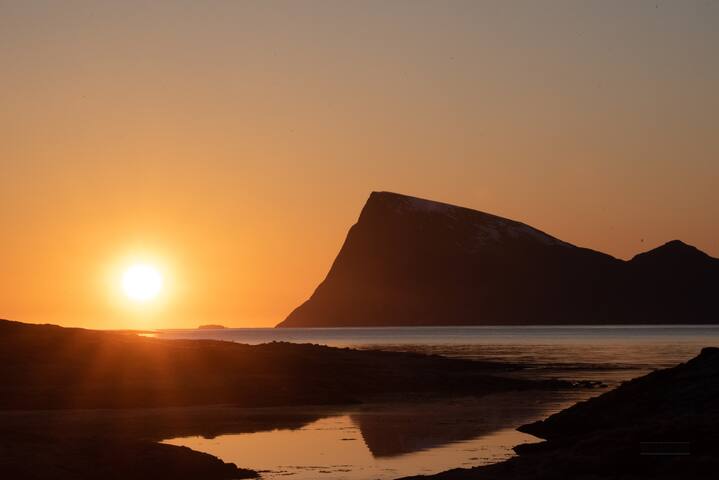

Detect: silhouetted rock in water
[278,191,719,327]
[198,324,226,329]
[0,318,555,410]
[398,347,719,480]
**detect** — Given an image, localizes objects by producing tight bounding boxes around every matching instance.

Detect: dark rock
[0,436,257,479]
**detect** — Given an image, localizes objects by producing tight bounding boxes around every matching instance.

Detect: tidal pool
[163,390,592,479]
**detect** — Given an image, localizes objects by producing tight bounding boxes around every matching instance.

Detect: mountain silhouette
[278,191,718,327]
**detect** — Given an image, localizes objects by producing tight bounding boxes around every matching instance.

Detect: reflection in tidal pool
[163,390,592,479]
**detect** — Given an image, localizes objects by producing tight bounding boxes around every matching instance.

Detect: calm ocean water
[154,325,719,382]
[158,325,719,479]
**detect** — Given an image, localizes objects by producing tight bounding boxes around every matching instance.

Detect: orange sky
[1,1,718,329]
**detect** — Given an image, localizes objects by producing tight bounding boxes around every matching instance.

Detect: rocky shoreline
[6,318,712,479]
[399,347,719,480]
[0,318,584,479]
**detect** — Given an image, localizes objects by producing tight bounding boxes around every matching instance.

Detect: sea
[156,325,719,479]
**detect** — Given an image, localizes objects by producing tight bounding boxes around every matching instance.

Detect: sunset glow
[1,1,718,330]
[1,3,718,479]
[122,264,163,302]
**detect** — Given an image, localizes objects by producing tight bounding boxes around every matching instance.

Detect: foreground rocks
[399,347,719,480]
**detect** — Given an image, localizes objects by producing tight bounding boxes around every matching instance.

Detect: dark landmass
[198,324,227,329]
[0,318,570,479]
[0,404,332,447]
[399,347,719,480]
[0,436,256,480]
[279,191,719,327]
[0,403,342,479]
[0,318,559,410]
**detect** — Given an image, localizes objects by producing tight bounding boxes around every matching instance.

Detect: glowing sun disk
[122,264,163,302]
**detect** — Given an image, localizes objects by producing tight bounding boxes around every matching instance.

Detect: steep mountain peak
[361,191,571,248]
[278,192,718,328]
[365,191,462,215]
[359,192,461,223]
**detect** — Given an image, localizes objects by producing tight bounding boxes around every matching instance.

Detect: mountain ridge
[278,191,718,327]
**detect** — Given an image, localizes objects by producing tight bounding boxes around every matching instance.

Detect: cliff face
[278,191,719,327]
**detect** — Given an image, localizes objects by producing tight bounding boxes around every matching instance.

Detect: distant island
[198,324,226,329]
[278,191,719,327]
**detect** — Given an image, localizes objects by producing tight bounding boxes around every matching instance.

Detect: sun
[122,263,164,302]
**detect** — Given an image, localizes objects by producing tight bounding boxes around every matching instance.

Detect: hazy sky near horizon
[2,1,718,329]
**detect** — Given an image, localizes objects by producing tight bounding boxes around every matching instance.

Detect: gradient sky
[2,1,718,329]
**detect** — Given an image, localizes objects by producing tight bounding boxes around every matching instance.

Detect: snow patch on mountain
[395,195,459,218]
[471,217,570,248]
[384,192,569,248]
